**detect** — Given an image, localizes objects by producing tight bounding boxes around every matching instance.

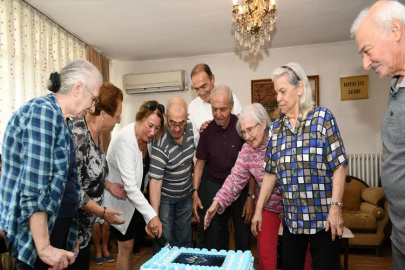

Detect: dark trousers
[197,167,251,251]
[282,224,341,270]
[66,244,90,270]
[5,218,73,270]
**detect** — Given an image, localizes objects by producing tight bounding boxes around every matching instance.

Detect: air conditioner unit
[123,70,186,95]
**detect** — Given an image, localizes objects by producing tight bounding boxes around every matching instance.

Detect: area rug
[133,251,153,270]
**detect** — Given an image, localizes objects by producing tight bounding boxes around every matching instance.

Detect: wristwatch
[192,188,199,193]
[247,193,255,200]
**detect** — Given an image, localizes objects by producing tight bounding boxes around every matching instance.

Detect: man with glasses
[188,63,243,146]
[192,85,251,251]
[149,97,195,254]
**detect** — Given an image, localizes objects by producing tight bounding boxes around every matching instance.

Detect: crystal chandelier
[232,0,277,55]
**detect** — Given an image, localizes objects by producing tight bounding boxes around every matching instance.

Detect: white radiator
[347,154,382,187]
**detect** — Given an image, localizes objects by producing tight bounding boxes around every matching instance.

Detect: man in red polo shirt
[192,85,251,251]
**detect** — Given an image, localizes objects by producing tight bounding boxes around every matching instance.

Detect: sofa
[342,175,391,256]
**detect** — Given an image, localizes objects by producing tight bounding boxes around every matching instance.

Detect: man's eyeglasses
[281,65,301,81]
[240,123,259,138]
[143,101,165,114]
[168,120,187,128]
[88,90,100,105]
[114,114,122,121]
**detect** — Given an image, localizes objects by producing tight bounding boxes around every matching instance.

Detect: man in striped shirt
[149,97,195,254]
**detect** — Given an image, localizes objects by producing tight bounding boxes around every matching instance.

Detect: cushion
[343,184,362,211]
[361,187,385,207]
[343,211,377,233]
[360,202,384,220]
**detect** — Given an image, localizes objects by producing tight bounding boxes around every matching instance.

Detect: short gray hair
[48,59,102,94]
[210,85,234,105]
[271,62,314,117]
[351,0,405,38]
[236,103,271,137]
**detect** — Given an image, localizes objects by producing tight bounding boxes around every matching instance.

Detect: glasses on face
[143,101,165,114]
[88,90,100,105]
[281,65,301,81]
[240,123,260,138]
[168,120,187,128]
[114,114,122,121]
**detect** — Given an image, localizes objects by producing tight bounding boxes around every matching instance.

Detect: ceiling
[27,0,382,62]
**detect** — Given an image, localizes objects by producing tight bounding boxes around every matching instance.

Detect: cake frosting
[141,246,254,270]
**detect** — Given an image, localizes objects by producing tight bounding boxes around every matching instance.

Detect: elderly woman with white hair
[251,62,348,270]
[0,59,103,270]
[204,103,283,270]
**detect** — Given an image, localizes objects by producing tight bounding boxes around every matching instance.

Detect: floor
[88,236,393,270]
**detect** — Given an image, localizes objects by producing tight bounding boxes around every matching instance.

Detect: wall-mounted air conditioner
[123,70,186,95]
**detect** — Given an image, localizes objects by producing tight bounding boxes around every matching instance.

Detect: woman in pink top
[204,103,283,270]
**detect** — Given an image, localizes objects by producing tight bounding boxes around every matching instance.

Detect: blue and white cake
[141,246,254,270]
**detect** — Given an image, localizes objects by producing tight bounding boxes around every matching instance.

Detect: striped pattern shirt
[0,94,80,267]
[149,120,195,201]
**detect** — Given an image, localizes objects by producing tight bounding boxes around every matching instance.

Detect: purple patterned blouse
[214,142,283,214]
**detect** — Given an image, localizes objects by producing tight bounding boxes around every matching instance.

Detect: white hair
[210,85,234,105]
[48,59,102,94]
[351,0,405,38]
[271,62,314,117]
[236,103,271,138]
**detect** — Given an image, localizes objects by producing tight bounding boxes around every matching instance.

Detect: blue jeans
[153,195,192,254]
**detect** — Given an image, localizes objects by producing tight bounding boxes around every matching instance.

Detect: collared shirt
[149,120,195,201]
[214,143,283,214]
[188,93,243,147]
[263,107,348,234]
[72,117,109,249]
[0,94,80,267]
[196,114,245,183]
[382,76,405,251]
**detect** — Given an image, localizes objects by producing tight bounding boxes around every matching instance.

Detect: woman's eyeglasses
[143,101,165,114]
[87,90,100,105]
[114,114,122,121]
[281,65,301,81]
[240,123,259,138]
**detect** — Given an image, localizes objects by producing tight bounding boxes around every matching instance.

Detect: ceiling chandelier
[232,0,277,55]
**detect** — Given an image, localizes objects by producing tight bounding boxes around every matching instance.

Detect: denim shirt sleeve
[17,105,60,226]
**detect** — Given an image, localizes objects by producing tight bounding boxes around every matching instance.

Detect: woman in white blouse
[103,100,165,270]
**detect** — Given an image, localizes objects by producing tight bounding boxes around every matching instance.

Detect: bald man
[149,97,195,254]
[192,85,251,251]
[352,1,405,268]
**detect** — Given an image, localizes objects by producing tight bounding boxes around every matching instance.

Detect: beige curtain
[0,0,86,153]
[85,46,111,153]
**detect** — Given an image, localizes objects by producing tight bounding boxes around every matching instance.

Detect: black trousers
[196,166,251,251]
[282,224,341,270]
[5,218,73,270]
[65,243,90,270]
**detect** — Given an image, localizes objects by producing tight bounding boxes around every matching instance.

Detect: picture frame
[307,75,320,106]
[251,76,320,121]
[250,79,279,121]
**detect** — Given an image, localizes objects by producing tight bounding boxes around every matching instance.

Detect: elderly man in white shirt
[188,63,243,146]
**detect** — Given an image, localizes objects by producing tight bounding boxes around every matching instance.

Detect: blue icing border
[141,247,253,270]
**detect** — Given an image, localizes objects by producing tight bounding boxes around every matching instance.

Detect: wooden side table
[342,227,354,270]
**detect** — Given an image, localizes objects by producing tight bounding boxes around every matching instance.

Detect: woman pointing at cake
[204,103,283,270]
